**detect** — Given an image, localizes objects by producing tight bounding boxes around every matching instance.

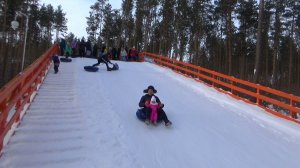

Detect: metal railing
[0,44,59,154]
[141,52,300,125]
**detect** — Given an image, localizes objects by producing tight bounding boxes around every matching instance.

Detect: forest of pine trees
[0,0,67,88]
[1,0,300,96]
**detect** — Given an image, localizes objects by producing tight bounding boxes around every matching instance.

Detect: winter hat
[143,85,157,93]
[150,96,158,105]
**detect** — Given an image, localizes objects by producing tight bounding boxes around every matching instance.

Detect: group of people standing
[59,37,93,58]
[120,47,139,61]
[59,38,139,61]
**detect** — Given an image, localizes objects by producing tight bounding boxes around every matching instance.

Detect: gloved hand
[160,103,164,108]
[145,100,150,106]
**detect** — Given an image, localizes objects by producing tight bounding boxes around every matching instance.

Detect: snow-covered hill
[1,57,300,168]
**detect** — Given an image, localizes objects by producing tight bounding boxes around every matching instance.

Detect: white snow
[1,57,300,168]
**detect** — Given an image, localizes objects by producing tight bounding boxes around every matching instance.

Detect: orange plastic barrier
[142,52,300,124]
[0,44,59,154]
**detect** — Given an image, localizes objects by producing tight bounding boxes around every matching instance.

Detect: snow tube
[136,109,162,122]
[111,63,119,71]
[136,109,146,121]
[60,58,72,62]
[84,66,99,72]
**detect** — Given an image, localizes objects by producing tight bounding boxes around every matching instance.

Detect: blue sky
[40,0,122,38]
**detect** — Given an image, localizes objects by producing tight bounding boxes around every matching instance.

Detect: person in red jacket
[128,47,136,61]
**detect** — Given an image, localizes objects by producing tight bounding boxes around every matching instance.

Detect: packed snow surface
[1,57,300,168]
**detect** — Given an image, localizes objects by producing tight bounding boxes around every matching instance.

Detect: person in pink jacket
[145,96,159,124]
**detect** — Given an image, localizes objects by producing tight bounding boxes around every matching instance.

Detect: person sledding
[138,85,172,127]
[92,45,113,71]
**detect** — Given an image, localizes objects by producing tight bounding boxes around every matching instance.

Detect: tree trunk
[254,0,264,83]
[297,56,300,94]
[227,11,233,76]
[288,14,295,90]
[264,43,269,83]
[240,34,246,79]
[271,0,281,87]
[194,33,200,65]
[0,0,8,87]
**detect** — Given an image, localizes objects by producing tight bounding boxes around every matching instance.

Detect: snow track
[1,58,300,168]
[0,61,89,168]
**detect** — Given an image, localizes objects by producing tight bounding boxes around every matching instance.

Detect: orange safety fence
[141,52,300,125]
[0,44,59,154]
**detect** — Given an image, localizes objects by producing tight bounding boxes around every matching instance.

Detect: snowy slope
[1,57,300,168]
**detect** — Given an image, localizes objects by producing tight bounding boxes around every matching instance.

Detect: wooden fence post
[256,88,262,106]
[290,100,298,119]
[0,102,7,154]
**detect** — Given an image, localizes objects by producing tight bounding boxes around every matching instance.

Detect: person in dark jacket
[52,55,60,73]
[92,43,98,58]
[79,38,86,57]
[92,45,113,71]
[139,85,172,126]
[111,47,118,60]
[85,40,92,57]
[59,38,66,56]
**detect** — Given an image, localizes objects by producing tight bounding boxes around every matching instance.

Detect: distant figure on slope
[52,55,60,74]
[79,37,86,57]
[128,47,136,61]
[64,42,72,58]
[59,38,66,56]
[138,85,172,126]
[92,45,113,71]
[120,47,127,61]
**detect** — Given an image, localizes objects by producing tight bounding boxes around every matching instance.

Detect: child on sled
[145,96,160,125]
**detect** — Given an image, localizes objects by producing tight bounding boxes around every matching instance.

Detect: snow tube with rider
[84,66,99,72]
[60,58,72,62]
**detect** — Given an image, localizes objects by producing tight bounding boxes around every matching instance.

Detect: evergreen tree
[143,0,160,51]
[270,0,284,86]
[174,0,190,61]
[86,0,108,43]
[159,0,175,55]
[134,0,146,50]
[282,0,300,91]
[28,2,41,43]
[39,4,54,42]
[86,2,101,42]
[214,0,237,75]
[202,1,219,70]
[0,0,54,88]
[111,9,123,47]
[235,0,258,79]
[121,0,134,47]
[53,5,68,41]
[101,3,122,47]
[254,0,264,83]
[260,0,273,84]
